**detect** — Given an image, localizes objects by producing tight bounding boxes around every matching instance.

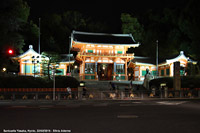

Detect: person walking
[109,82,115,91]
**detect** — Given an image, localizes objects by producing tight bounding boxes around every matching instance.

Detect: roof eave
[73,30,133,37]
[73,41,140,47]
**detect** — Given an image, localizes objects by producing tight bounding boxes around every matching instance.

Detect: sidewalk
[0,98,199,106]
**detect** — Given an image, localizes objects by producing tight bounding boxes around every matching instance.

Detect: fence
[0,89,200,100]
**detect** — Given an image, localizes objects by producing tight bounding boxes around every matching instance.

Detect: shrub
[149,76,200,89]
[0,76,79,88]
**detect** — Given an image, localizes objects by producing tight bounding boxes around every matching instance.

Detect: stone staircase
[84,81,110,91]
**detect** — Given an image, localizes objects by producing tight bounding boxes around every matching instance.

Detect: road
[0,100,200,133]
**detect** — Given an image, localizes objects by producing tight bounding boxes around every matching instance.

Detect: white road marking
[65,105,80,108]
[39,105,54,108]
[120,104,137,106]
[117,115,139,119]
[132,102,142,104]
[19,101,31,103]
[0,101,11,104]
[93,103,108,107]
[10,106,27,108]
[157,101,188,105]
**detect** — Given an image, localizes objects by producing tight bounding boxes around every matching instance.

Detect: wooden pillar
[95,61,98,80]
[170,63,173,76]
[113,58,116,80]
[79,63,82,79]
[82,56,86,80]
[82,62,85,80]
[173,61,181,90]
[125,59,128,80]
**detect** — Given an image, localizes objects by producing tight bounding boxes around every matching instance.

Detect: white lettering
[3,129,17,133]
[17,129,27,132]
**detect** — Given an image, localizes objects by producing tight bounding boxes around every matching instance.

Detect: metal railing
[77,52,134,58]
[0,90,200,101]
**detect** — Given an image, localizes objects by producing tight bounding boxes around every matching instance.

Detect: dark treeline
[0,0,200,71]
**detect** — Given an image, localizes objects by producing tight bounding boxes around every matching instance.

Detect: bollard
[12,93,15,101]
[35,93,38,100]
[121,91,124,100]
[168,92,173,98]
[141,92,144,99]
[149,93,154,98]
[160,91,163,99]
[58,93,61,100]
[22,95,27,100]
[130,93,134,98]
[80,91,82,100]
[0,95,4,100]
[100,92,103,100]
[164,87,168,98]
[180,90,183,98]
[89,94,94,99]
[199,90,200,98]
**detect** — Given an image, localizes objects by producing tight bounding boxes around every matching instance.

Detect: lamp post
[156,40,159,77]
[3,68,6,72]
[53,69,56,101]
[32,56,40,77]
[52,64,59,101]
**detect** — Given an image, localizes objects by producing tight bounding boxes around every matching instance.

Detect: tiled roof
[72,30,138,45]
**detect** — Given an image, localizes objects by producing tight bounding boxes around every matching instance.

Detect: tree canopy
[0,0,39,71]
[122,0,200,62]
[1,0,200,73]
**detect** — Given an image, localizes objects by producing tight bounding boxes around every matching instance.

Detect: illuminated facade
[71,31,140,80]
[14,45,74,76]
[128,51,197,81]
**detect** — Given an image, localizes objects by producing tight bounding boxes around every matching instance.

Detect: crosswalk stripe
[157,101,187,105]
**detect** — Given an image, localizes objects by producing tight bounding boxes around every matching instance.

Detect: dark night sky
[26,0,188,34]
[26,0,188,20]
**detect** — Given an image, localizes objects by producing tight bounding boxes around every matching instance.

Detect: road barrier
[0,88,200,100]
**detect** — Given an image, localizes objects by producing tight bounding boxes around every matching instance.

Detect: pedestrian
[124,85,130,97]
[109,82,115,91]
[66,87,71,99]
[130,79,133,89]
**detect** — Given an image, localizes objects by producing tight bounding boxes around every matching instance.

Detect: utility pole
[68,36,71,75]
[38,18,41,54]
[53,69,55,101]
[156,40,159,77]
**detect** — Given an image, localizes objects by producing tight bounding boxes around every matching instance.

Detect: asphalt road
[0,100,200,133]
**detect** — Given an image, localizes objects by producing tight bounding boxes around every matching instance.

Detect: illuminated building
[128,51,197,81]
[70,31,140,80]
[14,45,74,76]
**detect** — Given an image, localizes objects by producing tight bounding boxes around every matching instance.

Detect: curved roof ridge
[17,45,40,58]
[73,30,132,37]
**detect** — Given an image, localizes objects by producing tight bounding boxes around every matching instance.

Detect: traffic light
[8,49,14,55]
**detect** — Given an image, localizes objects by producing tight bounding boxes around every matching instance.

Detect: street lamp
[2,68,6,72]
[156,40,159,77]
[32,56,40,77]
[52,64,59,101]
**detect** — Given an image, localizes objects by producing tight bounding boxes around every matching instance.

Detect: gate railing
[0,89,200,100]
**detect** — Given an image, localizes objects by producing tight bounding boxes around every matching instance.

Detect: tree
[41,51,61,80]
[23,20,39,50]
[186,63,200,76]
[178,0,200,60]
[0,0,35,72]
[0,0,30,53]
[62,11,86,30]
[121,13,144,42]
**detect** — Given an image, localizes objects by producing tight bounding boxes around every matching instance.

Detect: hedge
[0,76,79,88]
[149,76,200,89]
